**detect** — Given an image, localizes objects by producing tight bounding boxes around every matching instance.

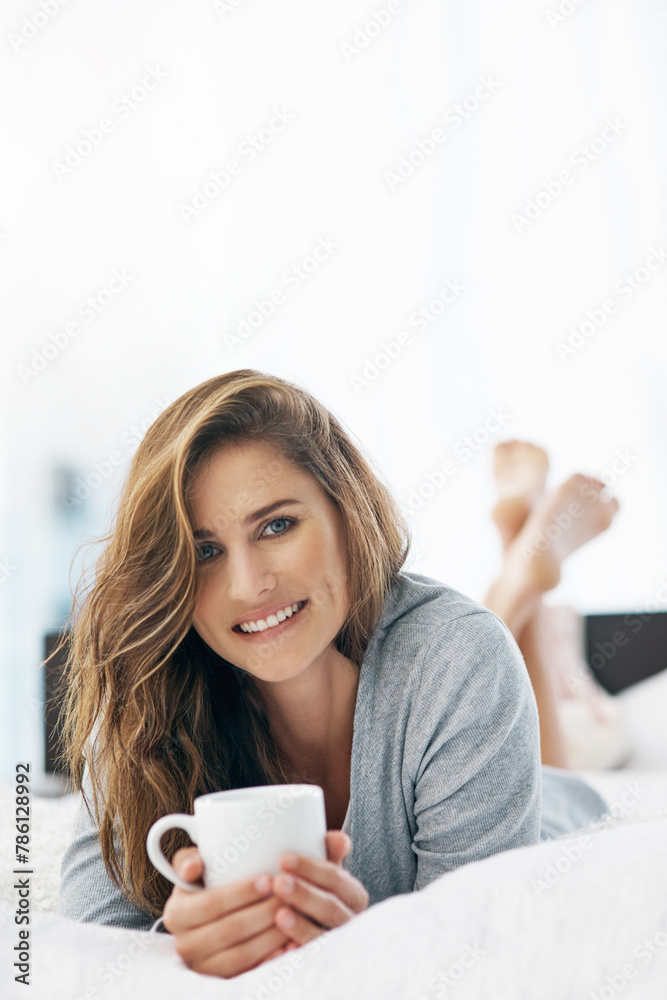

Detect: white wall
[1,0,666,780]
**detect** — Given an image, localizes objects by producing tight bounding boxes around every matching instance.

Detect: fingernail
[278,875,294,893]
[281,853,297,869]
[278,909,296,928]
[254,874,271,893]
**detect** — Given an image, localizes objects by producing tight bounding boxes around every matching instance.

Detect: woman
[56,369,608,980]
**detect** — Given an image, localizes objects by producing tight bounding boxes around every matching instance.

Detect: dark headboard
[584,611,667,694]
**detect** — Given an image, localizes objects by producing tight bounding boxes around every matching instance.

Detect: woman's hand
[161,847,292,979]
[266,830,369,954]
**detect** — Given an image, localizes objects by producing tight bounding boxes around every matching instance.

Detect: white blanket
[2,770,667,1000]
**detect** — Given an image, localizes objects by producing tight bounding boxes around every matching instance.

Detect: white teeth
[237,601,304,633]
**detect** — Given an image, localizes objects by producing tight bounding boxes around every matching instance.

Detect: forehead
[187,440,314,520]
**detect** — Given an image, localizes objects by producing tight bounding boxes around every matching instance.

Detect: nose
[225,544,276,608]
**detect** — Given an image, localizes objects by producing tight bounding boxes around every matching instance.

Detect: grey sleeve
[56,767,158,931]
[407,610,543,891]
[539,765,609,840]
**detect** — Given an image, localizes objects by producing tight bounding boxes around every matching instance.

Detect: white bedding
[2,769,667,999]
[2,803,666,999]
[3,667,667,999]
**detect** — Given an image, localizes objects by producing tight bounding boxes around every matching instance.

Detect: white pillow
[617,668,667,769]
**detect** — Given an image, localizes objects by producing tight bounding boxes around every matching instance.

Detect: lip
[231,599,308,633]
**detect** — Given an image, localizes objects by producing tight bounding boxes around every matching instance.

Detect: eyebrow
[193,499,303,540]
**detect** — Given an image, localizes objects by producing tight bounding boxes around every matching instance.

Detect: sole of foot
[508,474,620,593]
[492,440,550,548]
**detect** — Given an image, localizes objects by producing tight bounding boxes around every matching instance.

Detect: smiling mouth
[232,600,308,636]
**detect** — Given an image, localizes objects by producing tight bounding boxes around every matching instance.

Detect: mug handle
[146,814,203,893]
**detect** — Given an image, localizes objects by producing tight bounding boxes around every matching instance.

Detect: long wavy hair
[54,369,411,920]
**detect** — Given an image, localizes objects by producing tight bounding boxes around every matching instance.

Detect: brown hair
[55,369,411,920]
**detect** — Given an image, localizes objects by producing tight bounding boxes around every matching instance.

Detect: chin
[244,656,311,683]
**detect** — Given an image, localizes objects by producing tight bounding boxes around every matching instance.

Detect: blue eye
[195,542,218,563]
[194,516,295,563]
[262,516,294,537]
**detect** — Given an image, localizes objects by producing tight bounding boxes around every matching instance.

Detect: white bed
[3,667,667,999]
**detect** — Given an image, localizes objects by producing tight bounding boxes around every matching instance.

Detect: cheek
[315,548,349,606]
[193,580,219,630]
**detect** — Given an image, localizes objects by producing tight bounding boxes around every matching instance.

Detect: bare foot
[509,474,620,592]
[492,441,549,548]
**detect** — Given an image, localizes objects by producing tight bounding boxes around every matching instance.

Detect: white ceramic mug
[146,783,327,892]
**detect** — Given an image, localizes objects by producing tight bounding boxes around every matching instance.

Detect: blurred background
[1,0,665,784]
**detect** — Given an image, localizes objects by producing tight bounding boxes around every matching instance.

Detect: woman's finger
[272,872,355,931]
[193,921,291,980]
[274,903,334,946]
[172,894,289,968]
[324,830,351,866]
[263,939,300,961]
[276,852,369,914]
[172,847,205,884]
[163,870,275,934]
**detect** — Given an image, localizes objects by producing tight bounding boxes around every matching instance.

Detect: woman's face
[188,440,351,683]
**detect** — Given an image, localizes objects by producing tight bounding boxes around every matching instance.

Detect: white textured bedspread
[3,776,667,1000]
